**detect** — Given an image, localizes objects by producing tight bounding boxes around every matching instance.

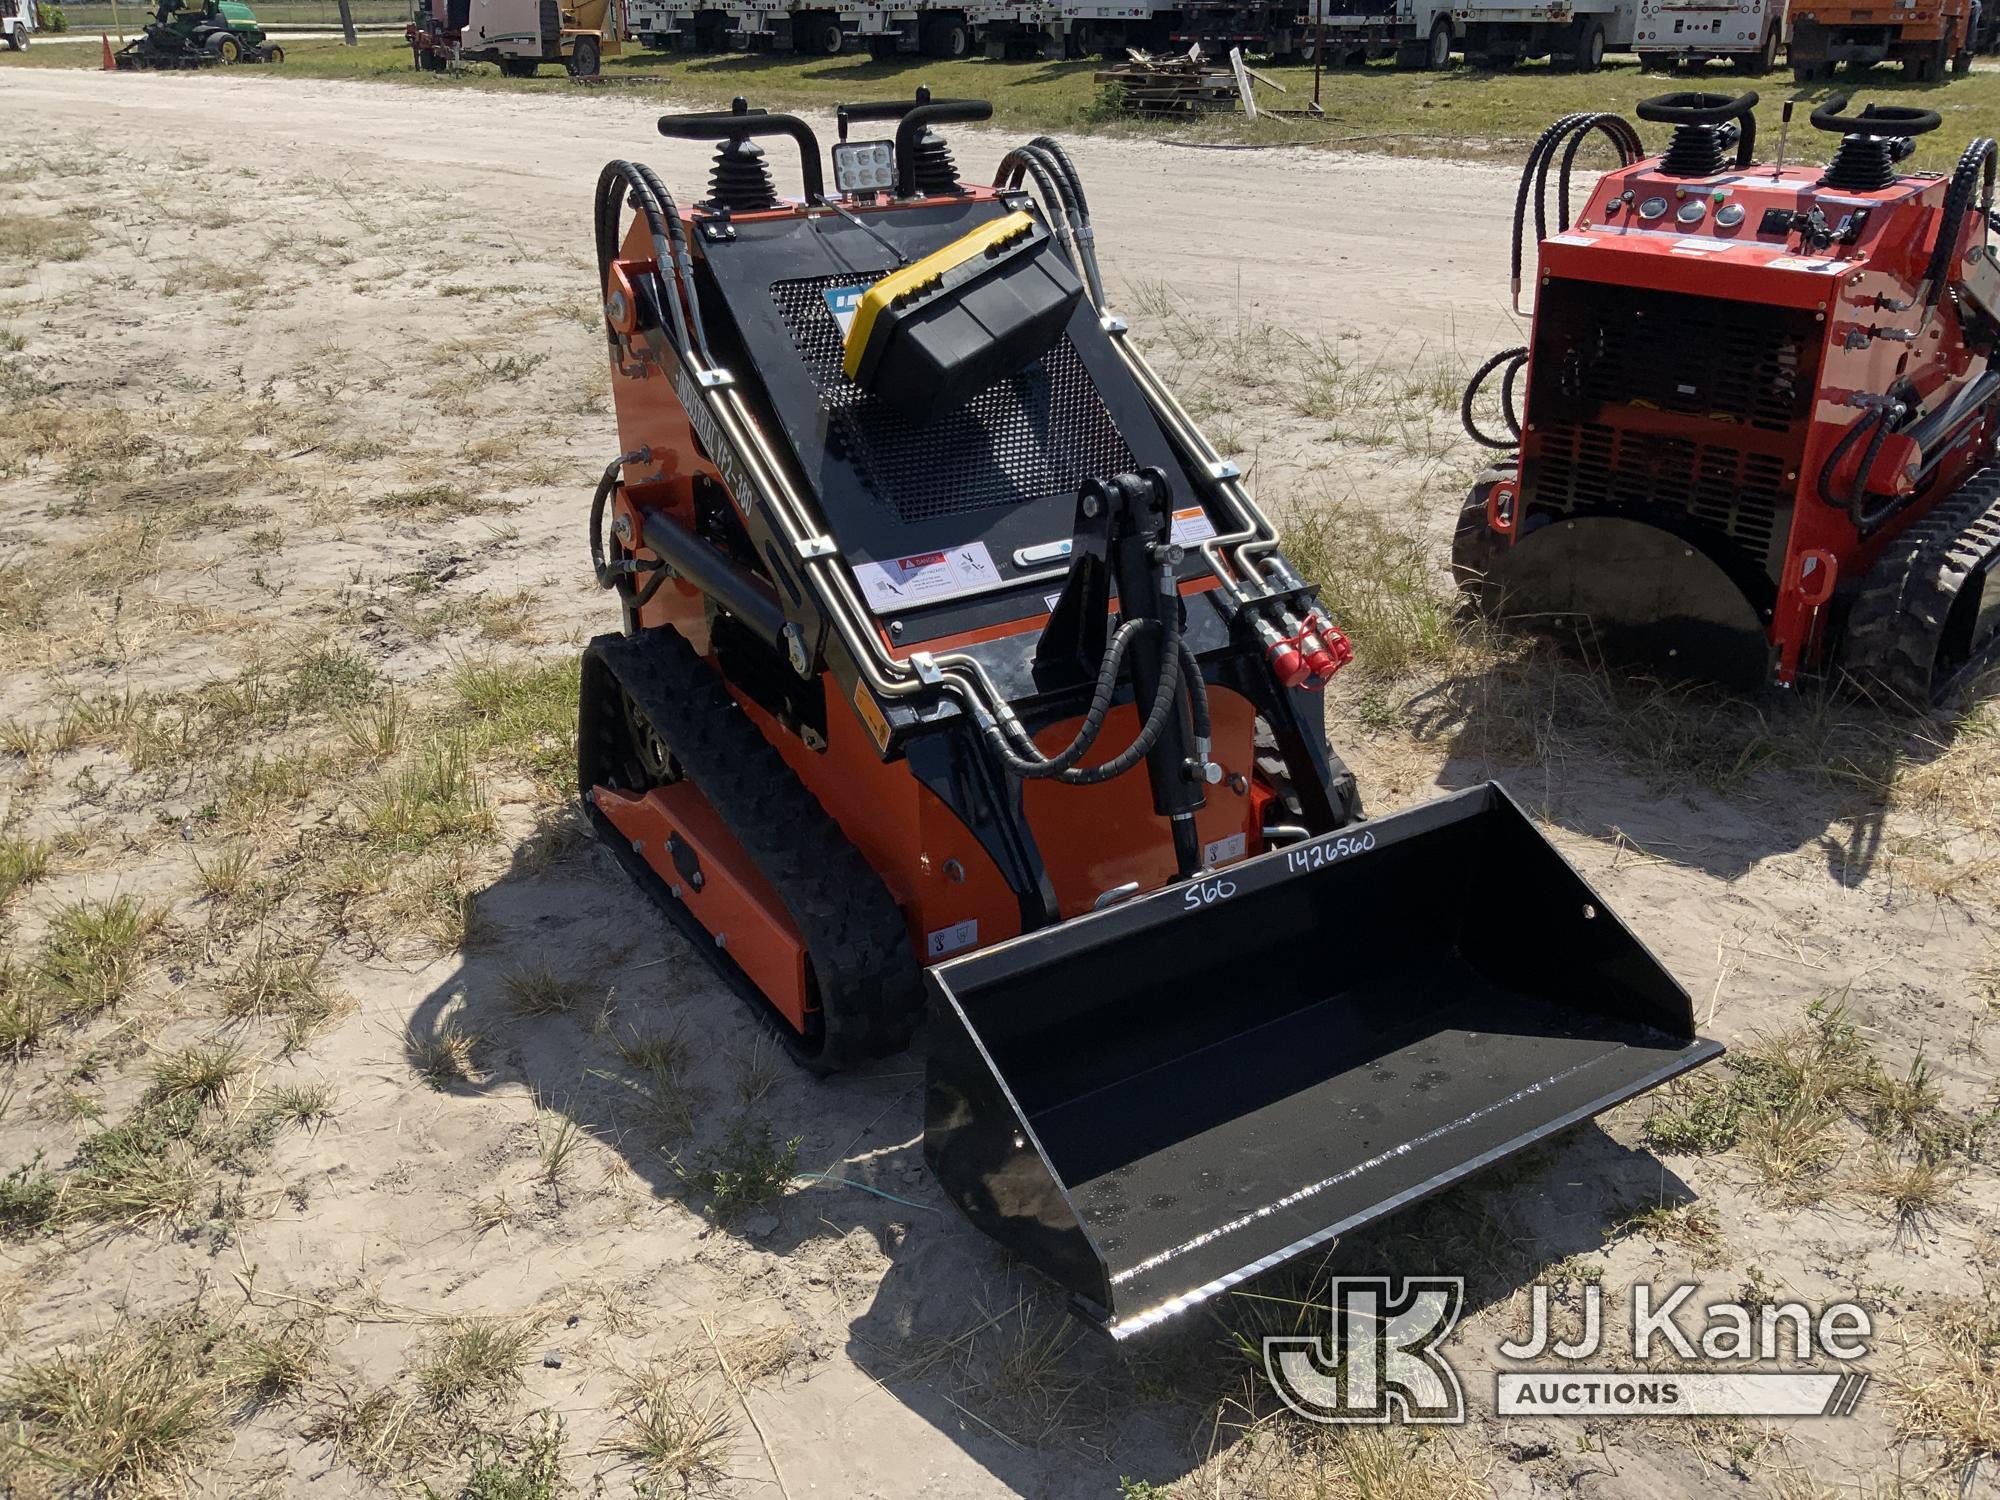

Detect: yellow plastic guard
[842,211,1038,381]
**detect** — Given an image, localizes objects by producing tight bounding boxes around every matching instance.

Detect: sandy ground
[1,68,1997,1500]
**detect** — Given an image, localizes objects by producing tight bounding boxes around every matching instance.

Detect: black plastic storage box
[843,212,1086,426]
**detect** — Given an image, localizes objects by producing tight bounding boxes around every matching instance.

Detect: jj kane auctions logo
[1265,1278,1874,1423]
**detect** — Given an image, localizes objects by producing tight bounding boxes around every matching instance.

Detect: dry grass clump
[0,1306,315,1496]
[35,896,159,1022]
[0,834,52,910]
[1886,1292,2000,1477]
[409,1018,482,1090]
[416,1319,534,1412]
[609,1357,733,1491]
[221,933,347,1050]
[504,962,588,1018]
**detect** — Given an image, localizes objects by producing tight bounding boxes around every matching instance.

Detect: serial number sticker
[1202,831,1248,867]
[1284,828,1378,874]
[853,541,1002,613]
[1672,237,1721,253]
[1170,505,1218,547]
[822,284,865,337]
[1770,255,1839,272]
[1550,233,1596,246]
[926,918,978,958]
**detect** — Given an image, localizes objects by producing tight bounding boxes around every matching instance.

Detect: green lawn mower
[115,0,283,67]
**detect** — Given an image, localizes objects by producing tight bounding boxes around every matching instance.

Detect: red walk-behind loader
[1458,92,2000,705]
[578,93,1719,1337]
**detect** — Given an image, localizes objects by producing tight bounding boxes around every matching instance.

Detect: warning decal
[1171,505,1218,547]
[852,541,1004,613]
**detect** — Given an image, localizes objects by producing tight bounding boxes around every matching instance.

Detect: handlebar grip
[658,99,826,203]
[893,99,994,197]
[1807,95,1942,138]
[837,85,933,140]
[1635,90,1759,168]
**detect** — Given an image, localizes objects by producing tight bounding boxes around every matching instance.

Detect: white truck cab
[3,0,41,50]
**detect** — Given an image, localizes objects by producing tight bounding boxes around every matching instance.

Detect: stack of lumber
[1095,45,1239,113]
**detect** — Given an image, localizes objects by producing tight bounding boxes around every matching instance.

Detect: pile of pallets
[1095,46,1240,114]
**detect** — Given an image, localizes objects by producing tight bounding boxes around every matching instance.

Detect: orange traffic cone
[101,33,115,68]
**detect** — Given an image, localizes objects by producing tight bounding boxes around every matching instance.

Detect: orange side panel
[1021,689,1263,920]
[593,783,812,1031]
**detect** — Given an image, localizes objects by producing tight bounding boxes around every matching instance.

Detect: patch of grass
[0,1154,59,1237]
[0,211,91,267]
[0,960,52,1060]
[221,934,344,1051]
[341,692,408,760]
[504,962,586,1018]
[1613,1200,1726,1268]
[374,483,477,516]
[226,1319,323,1405]
[363,734,494,851]
[60,1094,213,1229]
[1857,1052,1944,1146]
[1856,1149,1962,1237]
[410,1020,481,1089]
[422,1410,569,1500]
[536,1111,589,1192]
[149,1042,247,1107]
[192,841,256,904]
[263,1081,337,1132]
[417,1319,534,1412]
[36,895,157,1020]
[0,834,51,908]
[675,1113,800,1219]
[1643,1001,1869,1196]
[611,1359,731,1492]
[0,1318,229,1493]
[451,656,578,787]
[1887,1296,2000,1475]
[614,1024,690,1077]
[1278,500,1477,681]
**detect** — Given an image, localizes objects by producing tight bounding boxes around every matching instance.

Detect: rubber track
[1841,465,2000,706]
[582,627,924,1072]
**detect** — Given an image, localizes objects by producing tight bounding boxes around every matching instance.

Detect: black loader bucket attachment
[924,783,1721,1338]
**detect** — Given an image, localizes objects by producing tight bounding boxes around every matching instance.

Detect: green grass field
[6,25,2000,169]
[57,0,406,24]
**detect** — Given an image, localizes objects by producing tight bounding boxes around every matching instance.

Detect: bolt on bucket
[923,782,1722,1339]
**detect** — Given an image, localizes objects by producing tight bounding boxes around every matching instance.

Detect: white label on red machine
[1202,831,1248,867]
[1550,233,1595,247]
[926,918,978,958]
[853,541,1003,612]
[1170,505,1218,547]
[1769,256,1842,273]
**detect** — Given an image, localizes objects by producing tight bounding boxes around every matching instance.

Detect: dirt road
[1,69,1995,1500]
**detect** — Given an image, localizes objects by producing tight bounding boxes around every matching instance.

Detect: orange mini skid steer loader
[578,93,1721,1337]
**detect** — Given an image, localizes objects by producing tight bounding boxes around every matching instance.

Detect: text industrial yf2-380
[577,94,1719,1336]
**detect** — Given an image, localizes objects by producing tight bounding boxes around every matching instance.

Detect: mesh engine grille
[771,272,1137,527]
[1532,421,1787,566]
[1550,302,1810,434]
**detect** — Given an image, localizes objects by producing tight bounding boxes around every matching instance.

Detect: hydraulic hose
[988,618,1183,783]
[1817,401,1904,537]
[630,160,711,363]
[1462,344,1529,449]
[1509,112,1643,313]
[594,159,692,359]
[1924,136,1997,310]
